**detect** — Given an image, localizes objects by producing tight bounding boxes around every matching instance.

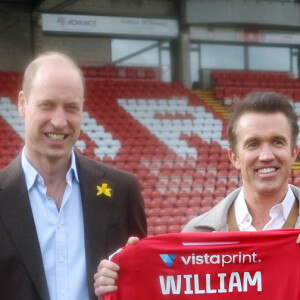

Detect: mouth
[256,167,278,174]
[46,133,67,142]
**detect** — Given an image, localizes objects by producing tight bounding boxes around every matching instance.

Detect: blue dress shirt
[21,149,89,300]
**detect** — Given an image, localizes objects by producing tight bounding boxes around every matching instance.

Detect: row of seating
[215,86,300,102]
[0,72,22,99]
[212,70,295,85]
[213,70,300,103]
[85,79,190,98]
[81,65,156,80]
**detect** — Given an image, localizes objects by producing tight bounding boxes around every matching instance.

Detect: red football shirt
[105,229,300,300]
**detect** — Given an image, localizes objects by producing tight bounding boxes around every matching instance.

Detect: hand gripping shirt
[105,229,300,300]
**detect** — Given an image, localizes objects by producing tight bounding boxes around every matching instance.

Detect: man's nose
[50,107,68,129]
[259,144,275,161]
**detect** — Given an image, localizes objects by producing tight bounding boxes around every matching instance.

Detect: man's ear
[292,145,299,164]
[18,91,26,118]
[228,148,241,170]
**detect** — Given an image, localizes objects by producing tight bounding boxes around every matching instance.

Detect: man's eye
[248,143,257,148]
[40,103,52,109]
[66,105,80,111]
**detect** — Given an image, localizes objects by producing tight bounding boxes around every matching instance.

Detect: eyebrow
[37,99,82,105]
[272,135,289,143]
[242,137,258,147]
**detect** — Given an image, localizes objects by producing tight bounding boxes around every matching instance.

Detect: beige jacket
[182,185,300,233]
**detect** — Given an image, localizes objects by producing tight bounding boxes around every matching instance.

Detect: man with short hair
[0,51,147,300]
[183,91,300,232]
[94,91,300,298]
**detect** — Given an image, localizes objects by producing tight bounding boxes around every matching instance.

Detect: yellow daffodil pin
[97,183,112,197]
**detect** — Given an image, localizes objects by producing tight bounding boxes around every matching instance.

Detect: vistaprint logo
[160,251,261,268]
[158,251,263,295]
[160,254,177,268]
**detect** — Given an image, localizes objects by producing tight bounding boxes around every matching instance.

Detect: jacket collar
[192,187,241,232]
[192,185,300,232]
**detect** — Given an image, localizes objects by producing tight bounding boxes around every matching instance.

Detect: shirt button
[245,216,250,223]
[59,257,64,263]
[60,290,65,296]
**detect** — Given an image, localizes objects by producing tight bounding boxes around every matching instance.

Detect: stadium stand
[1,68,300,236]
[81,65,157,81]
[213,70,300,104]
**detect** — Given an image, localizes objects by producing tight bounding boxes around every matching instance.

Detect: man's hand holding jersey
[94,237,140,298]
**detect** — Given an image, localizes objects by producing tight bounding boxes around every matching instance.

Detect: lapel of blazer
[0,156,50,300]
[289,185,300,228]
[75,152,114,300]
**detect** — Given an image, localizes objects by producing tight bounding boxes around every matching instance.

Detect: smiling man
[0,52,147,300]
[183,91,300,233]
[18,54,84,210]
